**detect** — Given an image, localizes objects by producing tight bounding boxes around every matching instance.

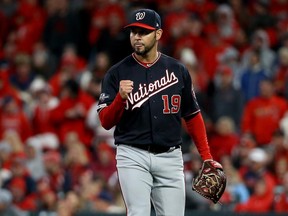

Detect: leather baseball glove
[192,160,226,204]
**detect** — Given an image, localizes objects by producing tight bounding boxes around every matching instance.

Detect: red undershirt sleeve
[99,93,126,130]
[184,112,213,161]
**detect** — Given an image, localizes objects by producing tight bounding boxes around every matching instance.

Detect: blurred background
[0,0,288,215]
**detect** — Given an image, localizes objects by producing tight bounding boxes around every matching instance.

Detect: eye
[131,28,153,36]
[141,29,152,35]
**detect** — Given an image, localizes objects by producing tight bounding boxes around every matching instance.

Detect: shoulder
[160,53,186,68]
[103,55,134,81]
[273,96,288,105]
[159,53,188,76]
[108,55,134,73]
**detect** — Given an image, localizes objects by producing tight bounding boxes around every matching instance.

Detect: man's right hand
[119,80,134,99]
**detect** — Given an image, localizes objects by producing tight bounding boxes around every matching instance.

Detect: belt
[124,144,181,154]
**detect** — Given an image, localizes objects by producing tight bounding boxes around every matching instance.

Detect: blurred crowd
[0,0,288,215]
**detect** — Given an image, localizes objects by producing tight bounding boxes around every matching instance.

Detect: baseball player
[97,8,222,216]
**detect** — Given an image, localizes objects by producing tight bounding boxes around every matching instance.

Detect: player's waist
[119,144,181,154]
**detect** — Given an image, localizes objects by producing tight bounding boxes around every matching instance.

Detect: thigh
[116,145,153,216]
[151,149,185,216]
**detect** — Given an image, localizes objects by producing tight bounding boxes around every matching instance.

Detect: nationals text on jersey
[127,70,179,110]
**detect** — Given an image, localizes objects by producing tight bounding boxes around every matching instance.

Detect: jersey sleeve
[181,67,200,118]
[96,67,119,113]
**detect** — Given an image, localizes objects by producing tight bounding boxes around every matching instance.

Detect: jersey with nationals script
[97,52,200,147]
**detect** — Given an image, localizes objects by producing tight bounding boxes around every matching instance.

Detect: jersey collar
[132,52,161,68]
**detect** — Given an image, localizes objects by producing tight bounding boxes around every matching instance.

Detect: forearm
[184,112,213,161]
[99,93,126,130]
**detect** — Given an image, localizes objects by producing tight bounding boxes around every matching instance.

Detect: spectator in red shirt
[85,76,115,147]
[50,79,94,147]
[36,188,58,213]
[176,48,209,120]
[11,0,46,54]
[0,96,32,143]
[0,130,26,171]
[41,150,70,193]
[185,0,217,23]
[241,78,288,146]
[63,132,91,190]
[3,151,37,212]
[212,4,241,46]
[172,14,206,60]
[89,1,126,48]
[234,177,274,213]
[274,171,288,213]
[269,129,288,185]
[179,48,208,94]
[208,116,240,162]
[8,177,37,212]
[35,177,57,212]
[49,45,87,97]
[93,3,129,65]
[270,0,288,19]
[29,78,59,135]
[160,1,191,47]
[200,25,232,80]
[239,148,276,196]
[235,147,276,213]
[90,140,116,182]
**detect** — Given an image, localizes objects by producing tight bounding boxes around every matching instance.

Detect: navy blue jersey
[97,53,200,147]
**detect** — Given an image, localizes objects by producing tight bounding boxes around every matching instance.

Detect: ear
[155,29,163,41]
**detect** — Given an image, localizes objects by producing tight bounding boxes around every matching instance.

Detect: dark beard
[133,36,156,56]
[134,45,152,56]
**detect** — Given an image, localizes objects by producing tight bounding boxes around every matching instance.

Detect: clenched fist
[119,80,134,99]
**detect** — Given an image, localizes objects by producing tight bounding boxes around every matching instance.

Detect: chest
[120,66,184,111]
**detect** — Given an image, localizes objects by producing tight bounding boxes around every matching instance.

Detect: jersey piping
[132,52,161,68]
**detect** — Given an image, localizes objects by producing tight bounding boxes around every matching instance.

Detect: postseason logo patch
[99,93,109,102]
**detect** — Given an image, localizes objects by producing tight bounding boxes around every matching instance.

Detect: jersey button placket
[147,69,157,121]
[147,68,158,142]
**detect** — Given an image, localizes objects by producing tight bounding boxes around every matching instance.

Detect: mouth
[134,43,144,48]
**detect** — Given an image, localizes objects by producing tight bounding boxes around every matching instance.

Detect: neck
[134,47,159,63]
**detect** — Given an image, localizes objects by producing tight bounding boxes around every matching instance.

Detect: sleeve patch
[96,103,108,113]
[99,93,110,103]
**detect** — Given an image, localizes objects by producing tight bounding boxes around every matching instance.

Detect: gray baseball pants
[116,144,185,216]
